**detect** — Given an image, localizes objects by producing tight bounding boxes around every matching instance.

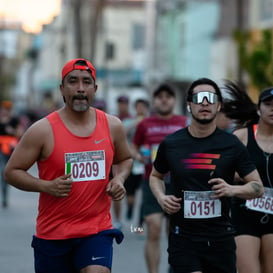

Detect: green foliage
[234,29,273,90]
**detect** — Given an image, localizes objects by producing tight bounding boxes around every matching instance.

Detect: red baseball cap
[61,58,96,81]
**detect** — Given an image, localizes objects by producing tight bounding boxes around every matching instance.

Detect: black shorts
[231,203,273,237]
[168,233,236,273]
[124,173,143,196]
[142,179,172,217]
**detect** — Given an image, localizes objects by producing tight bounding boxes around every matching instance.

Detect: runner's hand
[158,195,181,215]
[44,174,73,197]
[208,178,234,198]
[106,179,126,201]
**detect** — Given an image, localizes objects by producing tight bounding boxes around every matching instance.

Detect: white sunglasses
[192,91,218,104]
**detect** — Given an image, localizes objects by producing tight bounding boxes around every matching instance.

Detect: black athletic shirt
[233,125,273,206]
[154,127,256,241]
[247,125,273,188]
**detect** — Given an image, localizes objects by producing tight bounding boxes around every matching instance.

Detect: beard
[72,95,90,112]
[192,112,217,124]
[73,104,89,112]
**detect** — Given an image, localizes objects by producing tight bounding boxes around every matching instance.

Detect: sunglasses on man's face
[191,91,218,104]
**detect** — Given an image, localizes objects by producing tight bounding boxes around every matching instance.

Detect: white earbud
[187,105,191,113]
[257,110,261,116]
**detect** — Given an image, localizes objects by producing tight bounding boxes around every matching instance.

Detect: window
[132,23,145,50]
[259,0,273,22]
[105,42,115,60]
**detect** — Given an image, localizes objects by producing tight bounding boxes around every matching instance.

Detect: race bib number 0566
[65,150,106,182]
[246,187,273,214]
[184,191,221,219]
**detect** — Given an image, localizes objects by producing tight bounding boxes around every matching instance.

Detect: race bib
[184,191,221,219]
[65,150,106,182]
[246,187,273,214]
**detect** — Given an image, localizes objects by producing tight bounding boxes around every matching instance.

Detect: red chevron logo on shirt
[183,153,220,169]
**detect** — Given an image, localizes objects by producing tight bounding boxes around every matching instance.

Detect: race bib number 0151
[65,150,106,182]
[246,187,273,214]
[184,191,221,219]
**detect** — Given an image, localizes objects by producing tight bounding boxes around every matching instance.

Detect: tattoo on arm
[251,182,262,194]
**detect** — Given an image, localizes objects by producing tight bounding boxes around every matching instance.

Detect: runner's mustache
[73,95,88,100]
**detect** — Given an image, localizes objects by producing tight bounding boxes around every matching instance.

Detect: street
[0,165,169,273]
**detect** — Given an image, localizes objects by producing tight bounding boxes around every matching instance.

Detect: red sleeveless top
[36,109,114,239]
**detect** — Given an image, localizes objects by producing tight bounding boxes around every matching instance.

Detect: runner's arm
[209,169,264,199]
[233,169,264,199]
[3,119,65,194]
[107,115,133,200]
[150,166,181,214]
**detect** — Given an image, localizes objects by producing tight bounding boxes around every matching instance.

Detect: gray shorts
[141,179,172,217]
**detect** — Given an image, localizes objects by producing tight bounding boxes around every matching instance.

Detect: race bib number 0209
[65,150,106,182]
[246,187,273,214]
[184,191,221,219]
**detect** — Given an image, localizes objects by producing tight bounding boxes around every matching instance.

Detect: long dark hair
[221,80,259,128]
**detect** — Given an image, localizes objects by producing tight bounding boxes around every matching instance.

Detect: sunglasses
[191,91,218,104]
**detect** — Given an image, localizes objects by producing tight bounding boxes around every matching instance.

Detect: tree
[234,29,273,91]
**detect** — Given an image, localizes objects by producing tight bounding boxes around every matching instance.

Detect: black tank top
[247,125,273,188]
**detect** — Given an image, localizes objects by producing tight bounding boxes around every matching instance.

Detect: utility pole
[90,0,106,60]
[73,0,83,57]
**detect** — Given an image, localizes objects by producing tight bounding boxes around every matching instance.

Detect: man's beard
[72,95,90,112]
[192,112,216,124]
[73,104,89,112]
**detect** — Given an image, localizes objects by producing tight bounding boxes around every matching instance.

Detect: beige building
[30,0,148,114]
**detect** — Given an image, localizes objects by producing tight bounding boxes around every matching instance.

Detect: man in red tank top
[4,58,133,273]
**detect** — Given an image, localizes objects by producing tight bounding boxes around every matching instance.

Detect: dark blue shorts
[31,229,124,273]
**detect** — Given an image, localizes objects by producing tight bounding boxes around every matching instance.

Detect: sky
[0,0,62,33]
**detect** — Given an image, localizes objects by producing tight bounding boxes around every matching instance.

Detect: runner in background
[112,95,132,229]
[0,100,24,208]
[123,98,150,222]
[132,83,187,273]
[222,82,273,273]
